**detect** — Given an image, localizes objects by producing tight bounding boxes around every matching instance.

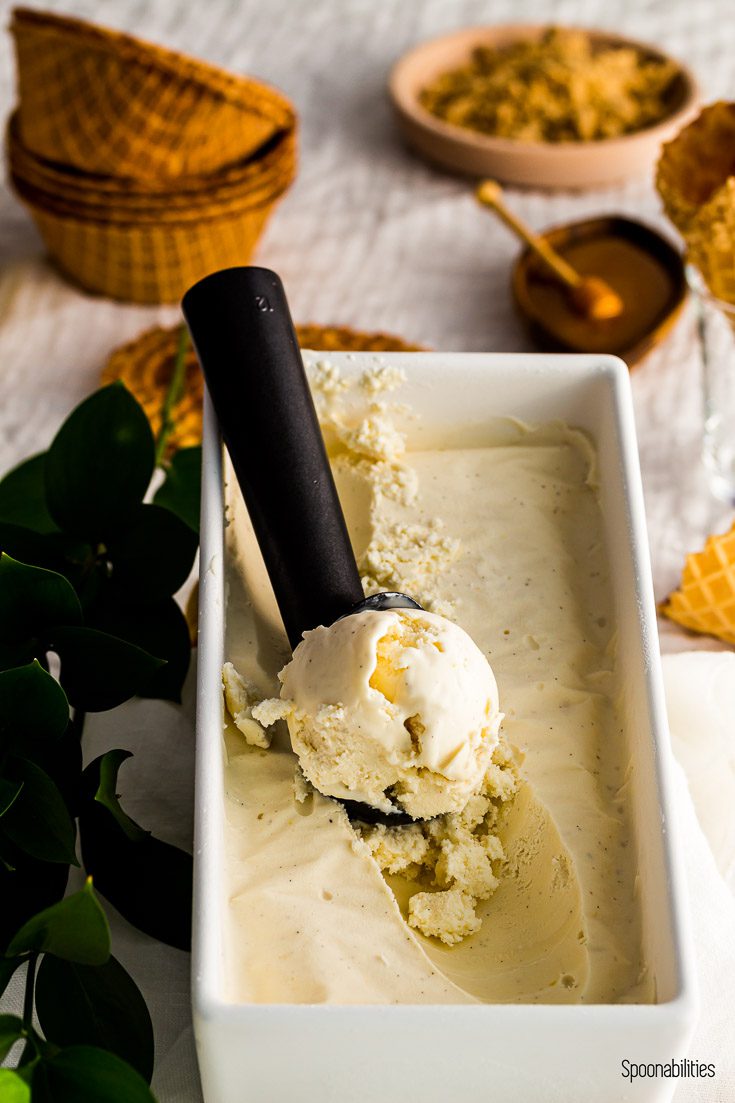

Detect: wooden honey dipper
[476,180,624,322]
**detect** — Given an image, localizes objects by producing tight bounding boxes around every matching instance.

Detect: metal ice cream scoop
[182,266,420,825]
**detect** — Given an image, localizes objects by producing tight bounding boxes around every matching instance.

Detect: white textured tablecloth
[1,1,734,1099]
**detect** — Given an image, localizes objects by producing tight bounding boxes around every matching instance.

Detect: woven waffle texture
[7,8,298,303]
[656,101,735,233]
[27,200,281,304]
[660,522,735,644]
[6,112,294,206]
[102,323,424,451]
[687,178,735,304]
[10,7,295,180]
[8,128,297,224]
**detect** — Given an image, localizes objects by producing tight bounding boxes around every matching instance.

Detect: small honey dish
[512,216,688,367]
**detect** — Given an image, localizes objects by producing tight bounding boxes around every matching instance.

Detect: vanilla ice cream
[255,607,502,819]
[222,359,652,1004]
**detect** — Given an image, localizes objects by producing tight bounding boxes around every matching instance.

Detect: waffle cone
[24,196,284,304]
[293,326,425,354]
[660,522,735,644]
[8,128,297,226]
[685,177,735,305]
[10,167,293,225]
[6,112,296,211]
[11,7,295,181]
[656,102,735,234]
[102,324,425,453]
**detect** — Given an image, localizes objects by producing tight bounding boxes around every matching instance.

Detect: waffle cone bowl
[8,126,297,226]
[656,102,735,235]
[25,199,285,304]
[10,7,294,181]
[657,101,735,308]
[6,115,293,211]
[10,166,294,227]
[660,523,735,645]
[102,323,425,453]
[6,113,295,206]
[685,178,735,305]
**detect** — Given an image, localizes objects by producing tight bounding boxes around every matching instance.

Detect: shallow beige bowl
[389,24,700,188]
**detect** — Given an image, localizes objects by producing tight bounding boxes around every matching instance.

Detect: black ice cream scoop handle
[182,266,358,649]
[182,267,422,825]
[181,266,419,650]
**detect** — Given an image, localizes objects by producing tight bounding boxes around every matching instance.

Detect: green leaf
[81,825,193,952]
[45,384,155,541]
[80,757,192,951]
[35,716,82,820]
[0,661,70,752]
[0,524,88,577]
[0,1013,24,1062]
[91,751,147,843]
[0,454,57,534]
[0,522,49,564]
[105,503,198,599]
[35,955,154,1083]
[49,626,165,712]
[153,446,201,532]
[0,778,23,818]
[6,879,109,964]
[0,956,23,998]
[0,525,92,593]
[0,855,69,954]
[32,1045,155,1103]
[0,758,78,865]
[0,555,82,647]
[0,1069,31,1103]
[88,596,191,703]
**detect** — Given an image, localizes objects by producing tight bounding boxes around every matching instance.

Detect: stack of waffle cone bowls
[7,8,297,303]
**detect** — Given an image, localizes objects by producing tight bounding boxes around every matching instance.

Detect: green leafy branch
[0,376,202,1099]
[1,881,154,1101]
[154,324,189,467]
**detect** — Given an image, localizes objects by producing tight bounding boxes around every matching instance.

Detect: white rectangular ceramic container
[193,352,696,1103]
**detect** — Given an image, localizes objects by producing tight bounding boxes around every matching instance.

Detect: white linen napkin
[663,652,735,1102]
[663,653,735,894]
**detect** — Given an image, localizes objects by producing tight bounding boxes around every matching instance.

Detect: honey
[512,216,687,366]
